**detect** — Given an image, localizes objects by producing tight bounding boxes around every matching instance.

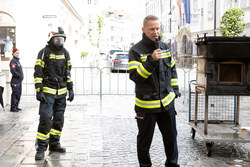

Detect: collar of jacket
[142,33,155,45]
[13,56,20,60]
[142,33,162,50]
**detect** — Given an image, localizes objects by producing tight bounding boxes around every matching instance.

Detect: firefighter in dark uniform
[34,27,74,160]
[129,15,181,167]
[9,48,23,112]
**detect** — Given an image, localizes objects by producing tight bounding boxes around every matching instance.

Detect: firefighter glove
[173,87,181,98]
[67,89,74,102]
[175,91,181,98]
[36,92,47,103]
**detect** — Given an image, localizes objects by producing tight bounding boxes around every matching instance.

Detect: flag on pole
[177,0,182,26]
[184,0,190,24]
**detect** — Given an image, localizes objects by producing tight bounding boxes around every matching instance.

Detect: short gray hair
[143,15,159,27]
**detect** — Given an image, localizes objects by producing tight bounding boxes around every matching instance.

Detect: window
[191,0,199,24]
[208,0,214,20]
[0,27,16,57]
[117,54,128,60]
[241,0,250,8]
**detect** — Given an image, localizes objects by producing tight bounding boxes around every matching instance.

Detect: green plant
[81,52,88,58]
[220,8,246,37]
[97,15,104,48]
[159,32,164,40]
[88,15,104,48]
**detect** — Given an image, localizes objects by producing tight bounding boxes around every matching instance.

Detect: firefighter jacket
[129,33,180,113]
[10,56,23,84]
[34,45,73,97]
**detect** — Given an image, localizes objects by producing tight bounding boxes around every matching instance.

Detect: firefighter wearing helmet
[34,27,74,160]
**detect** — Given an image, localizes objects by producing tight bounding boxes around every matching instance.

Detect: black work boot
[49,144,66,153]
[35,151,45,160]
[10,108,19,112]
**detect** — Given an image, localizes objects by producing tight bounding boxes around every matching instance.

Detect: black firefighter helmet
[47,27,66,49]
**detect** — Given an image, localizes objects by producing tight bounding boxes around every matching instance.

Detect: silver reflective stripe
[161,92,175,107]
[129,61,140,70]
[50,128,61,136]
[137,64,151,79]
[37,132,50,140]
[140,56,147,62]
[171,79,178,86]
[34,77,43,84]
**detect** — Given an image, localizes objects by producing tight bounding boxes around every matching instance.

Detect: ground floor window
[0,27,16,57]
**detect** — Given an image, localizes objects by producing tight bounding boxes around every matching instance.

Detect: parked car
[111,52,129,72]
[106,49,123,60]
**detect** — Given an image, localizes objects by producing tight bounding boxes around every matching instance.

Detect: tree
[220,8,246,37]
[88,14,104,48]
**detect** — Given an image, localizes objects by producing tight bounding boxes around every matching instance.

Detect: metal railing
[22,67,135,100]
[22,66,196,102]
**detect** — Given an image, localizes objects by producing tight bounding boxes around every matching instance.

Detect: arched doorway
[0,11,16,58]
[182,35,187,54]
[179,34,193,68]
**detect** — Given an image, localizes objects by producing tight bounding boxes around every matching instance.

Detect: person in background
[33,27,74,160]
[9,48,23,112]
[128,15,181,167]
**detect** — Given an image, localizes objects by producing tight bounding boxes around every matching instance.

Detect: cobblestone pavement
[0,95,250,167]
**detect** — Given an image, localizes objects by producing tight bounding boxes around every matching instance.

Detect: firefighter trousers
[10,82,22,110]
[136,105,178,167]
[36,94,66,151]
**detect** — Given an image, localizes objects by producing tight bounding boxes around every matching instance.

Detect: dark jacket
[9,56,23,84]
[34,45,73,97]
[129,33,180,113]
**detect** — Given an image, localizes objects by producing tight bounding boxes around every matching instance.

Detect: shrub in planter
[220,8,246,37]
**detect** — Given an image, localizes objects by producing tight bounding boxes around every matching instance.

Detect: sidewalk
[0,95,249,167]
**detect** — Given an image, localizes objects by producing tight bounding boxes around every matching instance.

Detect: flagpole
[214,0,216,36]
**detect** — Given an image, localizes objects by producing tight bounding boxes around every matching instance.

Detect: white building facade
[0,0,87,107]
[145,0,250,63]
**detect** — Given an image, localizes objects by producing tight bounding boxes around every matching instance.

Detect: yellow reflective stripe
[135,97,161,108]
[50,128,61,136]
[56,55,65,59]
[161,52,171,59]
[171,79,178,86]
[36,88,40,93]
[135,92,175,109]
[36,132,50,140]
[129,60,151,78]
[35,59,45,68]
[49,54,65,59]
[58,87,67,95]
[161,92,176,107]
[140,56,147,62]
[66,78,71,83]
[171,57,175,68]
[42,87,67,95]
[34,77,43,84]
[35,59,42,65]
[129,61,140,70]
[68,60,72,66]
[137,64,151,79]
[49,54,56,59]
[43,87,57,95]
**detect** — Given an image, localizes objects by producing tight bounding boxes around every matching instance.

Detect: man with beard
[34,27,74,160]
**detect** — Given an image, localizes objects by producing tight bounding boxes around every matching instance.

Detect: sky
[98,0,145,13]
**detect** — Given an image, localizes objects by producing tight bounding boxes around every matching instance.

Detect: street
[0,94,250,166]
